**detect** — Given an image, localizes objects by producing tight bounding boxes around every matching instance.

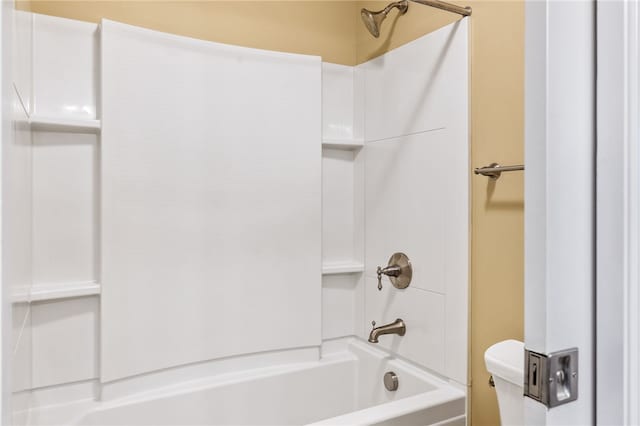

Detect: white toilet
[484,339,525,426]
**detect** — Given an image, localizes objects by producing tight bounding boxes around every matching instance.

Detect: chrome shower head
[360,0,409,38]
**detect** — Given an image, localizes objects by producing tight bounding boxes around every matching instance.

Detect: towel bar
[474,163,524,180]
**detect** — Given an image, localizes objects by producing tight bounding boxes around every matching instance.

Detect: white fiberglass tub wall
[359,18,469,385]
[29,340,464,426]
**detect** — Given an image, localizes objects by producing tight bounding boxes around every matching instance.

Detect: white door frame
[524,0,595,423]
[0,1,12,424]
[596,0,639,424]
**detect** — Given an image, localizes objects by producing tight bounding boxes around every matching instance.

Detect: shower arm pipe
[409,0,472,16]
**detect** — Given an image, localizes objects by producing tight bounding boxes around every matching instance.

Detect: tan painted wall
[19,1,360,65]
[17,1,523,424]
[466,4,524,424]
[357,2,524,424]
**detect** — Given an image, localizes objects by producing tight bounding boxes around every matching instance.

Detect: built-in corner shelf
[13,282,101,304]
[322,261,365,275]
[31,281,101,302]
[11,286,30,304]
[29,115,101,133]
[322,139,364,150]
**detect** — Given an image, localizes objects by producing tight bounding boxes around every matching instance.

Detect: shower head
[360,0,409,38]
[361,0,472,38]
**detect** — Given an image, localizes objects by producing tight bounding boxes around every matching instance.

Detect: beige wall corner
[468,2,524,425]
[355,0,459,63]
[15,0,31,12]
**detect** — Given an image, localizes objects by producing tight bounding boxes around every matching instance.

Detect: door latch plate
[524,348,578,408]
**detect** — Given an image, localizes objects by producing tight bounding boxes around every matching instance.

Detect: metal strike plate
[524,348,578,408]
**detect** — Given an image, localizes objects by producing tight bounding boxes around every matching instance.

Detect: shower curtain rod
[411,0,472,17]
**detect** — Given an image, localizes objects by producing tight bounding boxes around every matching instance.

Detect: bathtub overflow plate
[383,371,399,391]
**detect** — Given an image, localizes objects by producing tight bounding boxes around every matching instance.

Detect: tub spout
[368,318,406,343]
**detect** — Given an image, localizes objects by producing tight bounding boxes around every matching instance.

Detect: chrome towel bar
[474,163,524,180]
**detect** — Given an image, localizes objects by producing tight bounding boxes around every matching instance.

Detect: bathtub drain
[383,371,399,391]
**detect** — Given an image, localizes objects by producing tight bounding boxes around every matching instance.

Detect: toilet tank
[485,339,524,426]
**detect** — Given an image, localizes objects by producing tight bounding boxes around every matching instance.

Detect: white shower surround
[12,11,469,426]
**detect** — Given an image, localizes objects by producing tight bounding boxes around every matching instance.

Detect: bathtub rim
[27,337,466,426]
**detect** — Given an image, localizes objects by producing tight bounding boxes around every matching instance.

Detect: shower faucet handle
[376,265,401,291]
[376,253,413,291]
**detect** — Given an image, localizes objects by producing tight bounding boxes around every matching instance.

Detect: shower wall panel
[100,20,322,381]
[31,15,99,290]
[360,20,469,385]
[9,12,34,423]
[28,14,100,393]
[320,62,365,341]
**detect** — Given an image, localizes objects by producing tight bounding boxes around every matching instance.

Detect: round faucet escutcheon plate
[388,252,412,289]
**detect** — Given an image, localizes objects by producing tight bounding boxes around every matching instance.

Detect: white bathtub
[29,339,465,426]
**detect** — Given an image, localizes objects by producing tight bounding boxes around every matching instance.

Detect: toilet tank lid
[484,339,524,386]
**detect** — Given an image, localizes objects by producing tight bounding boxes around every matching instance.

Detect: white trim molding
[596,0,640,424]
[622,1,639,423]
[1,1,15,423]
[525,0,595,423]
